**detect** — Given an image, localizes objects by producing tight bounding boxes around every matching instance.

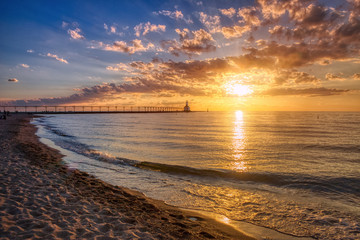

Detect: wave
[134,162,360,196]
[135,161,286,185]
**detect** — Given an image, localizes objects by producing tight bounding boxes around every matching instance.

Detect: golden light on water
[232,111,248,172]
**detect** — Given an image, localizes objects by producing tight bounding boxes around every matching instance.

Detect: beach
[0,114,254,240]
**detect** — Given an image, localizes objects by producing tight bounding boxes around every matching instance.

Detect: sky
[0,0,359,111]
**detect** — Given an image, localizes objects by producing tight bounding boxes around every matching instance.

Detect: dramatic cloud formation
[95,39,155,54]
[161,28,216,56]
[68,28,85,40]
[101,54,351,103]
[8,78,18,82]
[46,53,69,64]
[2,0,359,110]
[134,22,166,37]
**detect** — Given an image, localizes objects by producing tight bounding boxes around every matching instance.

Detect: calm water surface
[33,111,360,239]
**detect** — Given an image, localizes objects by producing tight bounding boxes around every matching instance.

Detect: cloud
[221,25,251,39]
[105,57,234,98]
[46,53,69,64]
[272,70,320,85]
[7,51,352,106]
[161,28,216,56]
[243,41,358,69]
[110,26,116,34]
[134,22,166,37]
[199,12,221,33]
[104,23,124,36]
[219,6,261,39]
[262,0,359,60]
[228,54,275,70]
[260,87,350,97]
[155,10,193,24]
[238,6,261,26]
[19,64,29,68]
[96,39,155,54]
[220,7,236,18]
[8,78,19,82]
[325,73,346,81]
[106,56,320,89]
[5,80,207,106]
[67,28,85,40]
[106,63,132,72]
[352,73,360,80]
[257,0,310,22]
[27,49,34,53]
[9,54,345,106]
[105,55,347,99]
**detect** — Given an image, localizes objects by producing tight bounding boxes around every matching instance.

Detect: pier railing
[0,106,184,114]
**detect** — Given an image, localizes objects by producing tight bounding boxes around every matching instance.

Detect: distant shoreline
[0,114,253,239]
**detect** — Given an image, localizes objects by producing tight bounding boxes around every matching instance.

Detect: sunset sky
[1,0,359,111]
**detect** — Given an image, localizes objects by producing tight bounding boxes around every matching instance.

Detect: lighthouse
[184,101,191,112]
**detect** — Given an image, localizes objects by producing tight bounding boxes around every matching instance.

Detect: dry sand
[0,114,255,240]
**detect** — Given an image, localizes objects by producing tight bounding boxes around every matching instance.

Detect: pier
[0,105,184,114]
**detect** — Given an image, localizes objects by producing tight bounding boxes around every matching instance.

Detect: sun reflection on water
[232,111,248,172]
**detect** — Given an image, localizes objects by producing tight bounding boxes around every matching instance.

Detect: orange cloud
[68,28,85,40]
[220,7,236,18]
[134,22,166,37]
[155,10,193,24]
[238,6,260,26]
[273,70,320,85]
[199,12,221,33]
[352,73,360,80]
[325,73,346,81]
[161,28,216,56]
[221,25,251,39]
[19,64,29,68]
[46,53,68,64]
[96,39,155,54]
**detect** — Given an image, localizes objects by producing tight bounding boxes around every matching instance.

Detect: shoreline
[0,114,254,239]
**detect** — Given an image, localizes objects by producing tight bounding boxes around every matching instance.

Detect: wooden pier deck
[0,106,184,114]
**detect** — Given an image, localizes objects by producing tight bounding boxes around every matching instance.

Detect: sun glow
[225,83,253,96]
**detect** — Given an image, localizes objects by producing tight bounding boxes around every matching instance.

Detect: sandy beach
[0,114,254,240]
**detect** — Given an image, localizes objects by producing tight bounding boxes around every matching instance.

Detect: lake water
[32,111,360,239]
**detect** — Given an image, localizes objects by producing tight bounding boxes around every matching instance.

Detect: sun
[225,83,253,96]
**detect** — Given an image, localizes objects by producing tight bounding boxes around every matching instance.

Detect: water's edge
[32,117,316,240]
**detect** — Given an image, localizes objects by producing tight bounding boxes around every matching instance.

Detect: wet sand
[0,114,255,239]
